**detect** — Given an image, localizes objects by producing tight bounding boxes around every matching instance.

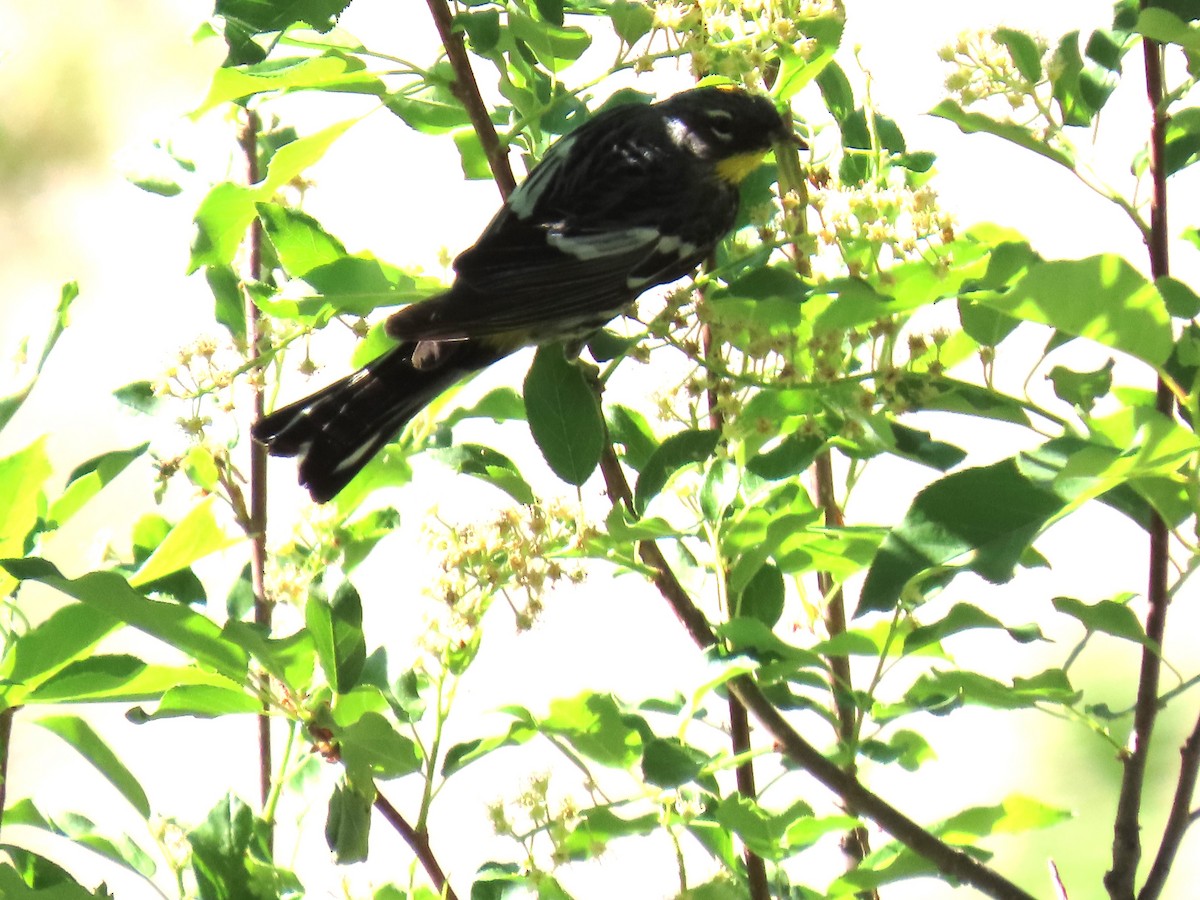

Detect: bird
[252,85,796,502]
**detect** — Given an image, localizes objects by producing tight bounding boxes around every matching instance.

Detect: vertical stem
[700,320,770,899]
[375,792,458,900]
[0,705,14,838]
[1105,30,1172,900]
[423,0,516,197]
[238,109,273,821]
[814,452,874,892]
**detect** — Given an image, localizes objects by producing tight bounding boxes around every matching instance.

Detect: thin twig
[1105,27,1173,900]
[423,0,516,196]
[597,445,1037,900]
[375,791,458,900]
[238,109,274,820]
[1139,713,1200,899]
[699,317,770,900]
[814,452,876,896]
[0,705,14,838]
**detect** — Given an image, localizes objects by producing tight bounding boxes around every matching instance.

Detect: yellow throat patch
[716,150,769,185]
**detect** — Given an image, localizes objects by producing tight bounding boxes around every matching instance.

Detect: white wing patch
[548,226,660,260]
[508,133,577,219]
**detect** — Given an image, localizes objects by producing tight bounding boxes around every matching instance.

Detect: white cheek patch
[548,226,660,260]
[665,116,707,155]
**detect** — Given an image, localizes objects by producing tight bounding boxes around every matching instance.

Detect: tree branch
[0,705,15,838]
[423,0,516,197]
[1106,27,1173,900]
[597,444,1037,900]
[238,108,274,822]
[1139,712,1200,900]
[375,791,458,900]
[699,318,769,900]
[814,451,876,896]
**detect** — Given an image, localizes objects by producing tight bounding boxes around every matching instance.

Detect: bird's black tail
[252,339,504,503]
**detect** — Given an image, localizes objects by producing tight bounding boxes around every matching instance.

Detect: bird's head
[657,85,801,183]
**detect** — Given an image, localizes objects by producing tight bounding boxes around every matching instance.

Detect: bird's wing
[386,104,733,343]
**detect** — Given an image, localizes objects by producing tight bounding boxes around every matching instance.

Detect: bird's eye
[705,108,734,141]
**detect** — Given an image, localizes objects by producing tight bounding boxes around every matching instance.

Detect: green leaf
[859,730,934,772]
[903,603,1045,654]
[508,11,591,69]
[609,0,654,44]
[990,255,1171,367]
[453,128,492,179]
[859,459,1069,614]
[1162,106,1200,176]
[0,845,97,894]
[27,656,236,704]
[442,387,526,429]
[457,10,502,52]
[306,579,367,694]
[256,203,345,277]
[930,99,1074,168]
[940,794,1073,838]
[533,0,564,25]
[524,345,604,485]
[441,717,539,777]
[634,429,720,513]
[215,0,350,36]
[1159,276,1200,318]
[189,182,258,272]
[994,28,1043,82]
[1135,8,1200,52]
[187,794,270,899]
[0,282,77,434]
[340,711,422,780]
[33,716,151,817]
[2,559,249,680]
[642,738,710,788]
[557,807,658,862]
[325,781,373,864]
[0,439,52,595]
[48,443,149,527]
[903,667,1077,714]
[129,497,240,588]
[385,92,472,134]
[5,799,156,884]
[1053,595,1152,647]
[431,444,536,504]
[607,405,658,472]
[1047,359,1114,411]
[540,693,643,768]
[193,52,382,115]
[1049,30,1119,127]
[736,562,785,627]
[0,602,118,706]
[128,683,262,722]
[262,118,357,193]
[113,380,161,415]
[747,433,822,480]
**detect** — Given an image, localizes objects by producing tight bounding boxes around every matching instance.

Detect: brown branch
[1139,713,1200,900]
[0,705,15,838]
[375,791,458,900]
[423,0,516,197]
[598,443,1036,900]
[238,109,273,818]
[699,319,769,900]
[1106,27,1173,900]
[814,452,875,896]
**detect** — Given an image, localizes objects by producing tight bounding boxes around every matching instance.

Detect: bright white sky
[3,1,1199,898]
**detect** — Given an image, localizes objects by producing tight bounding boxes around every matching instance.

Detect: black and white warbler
[253,85,796,502]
